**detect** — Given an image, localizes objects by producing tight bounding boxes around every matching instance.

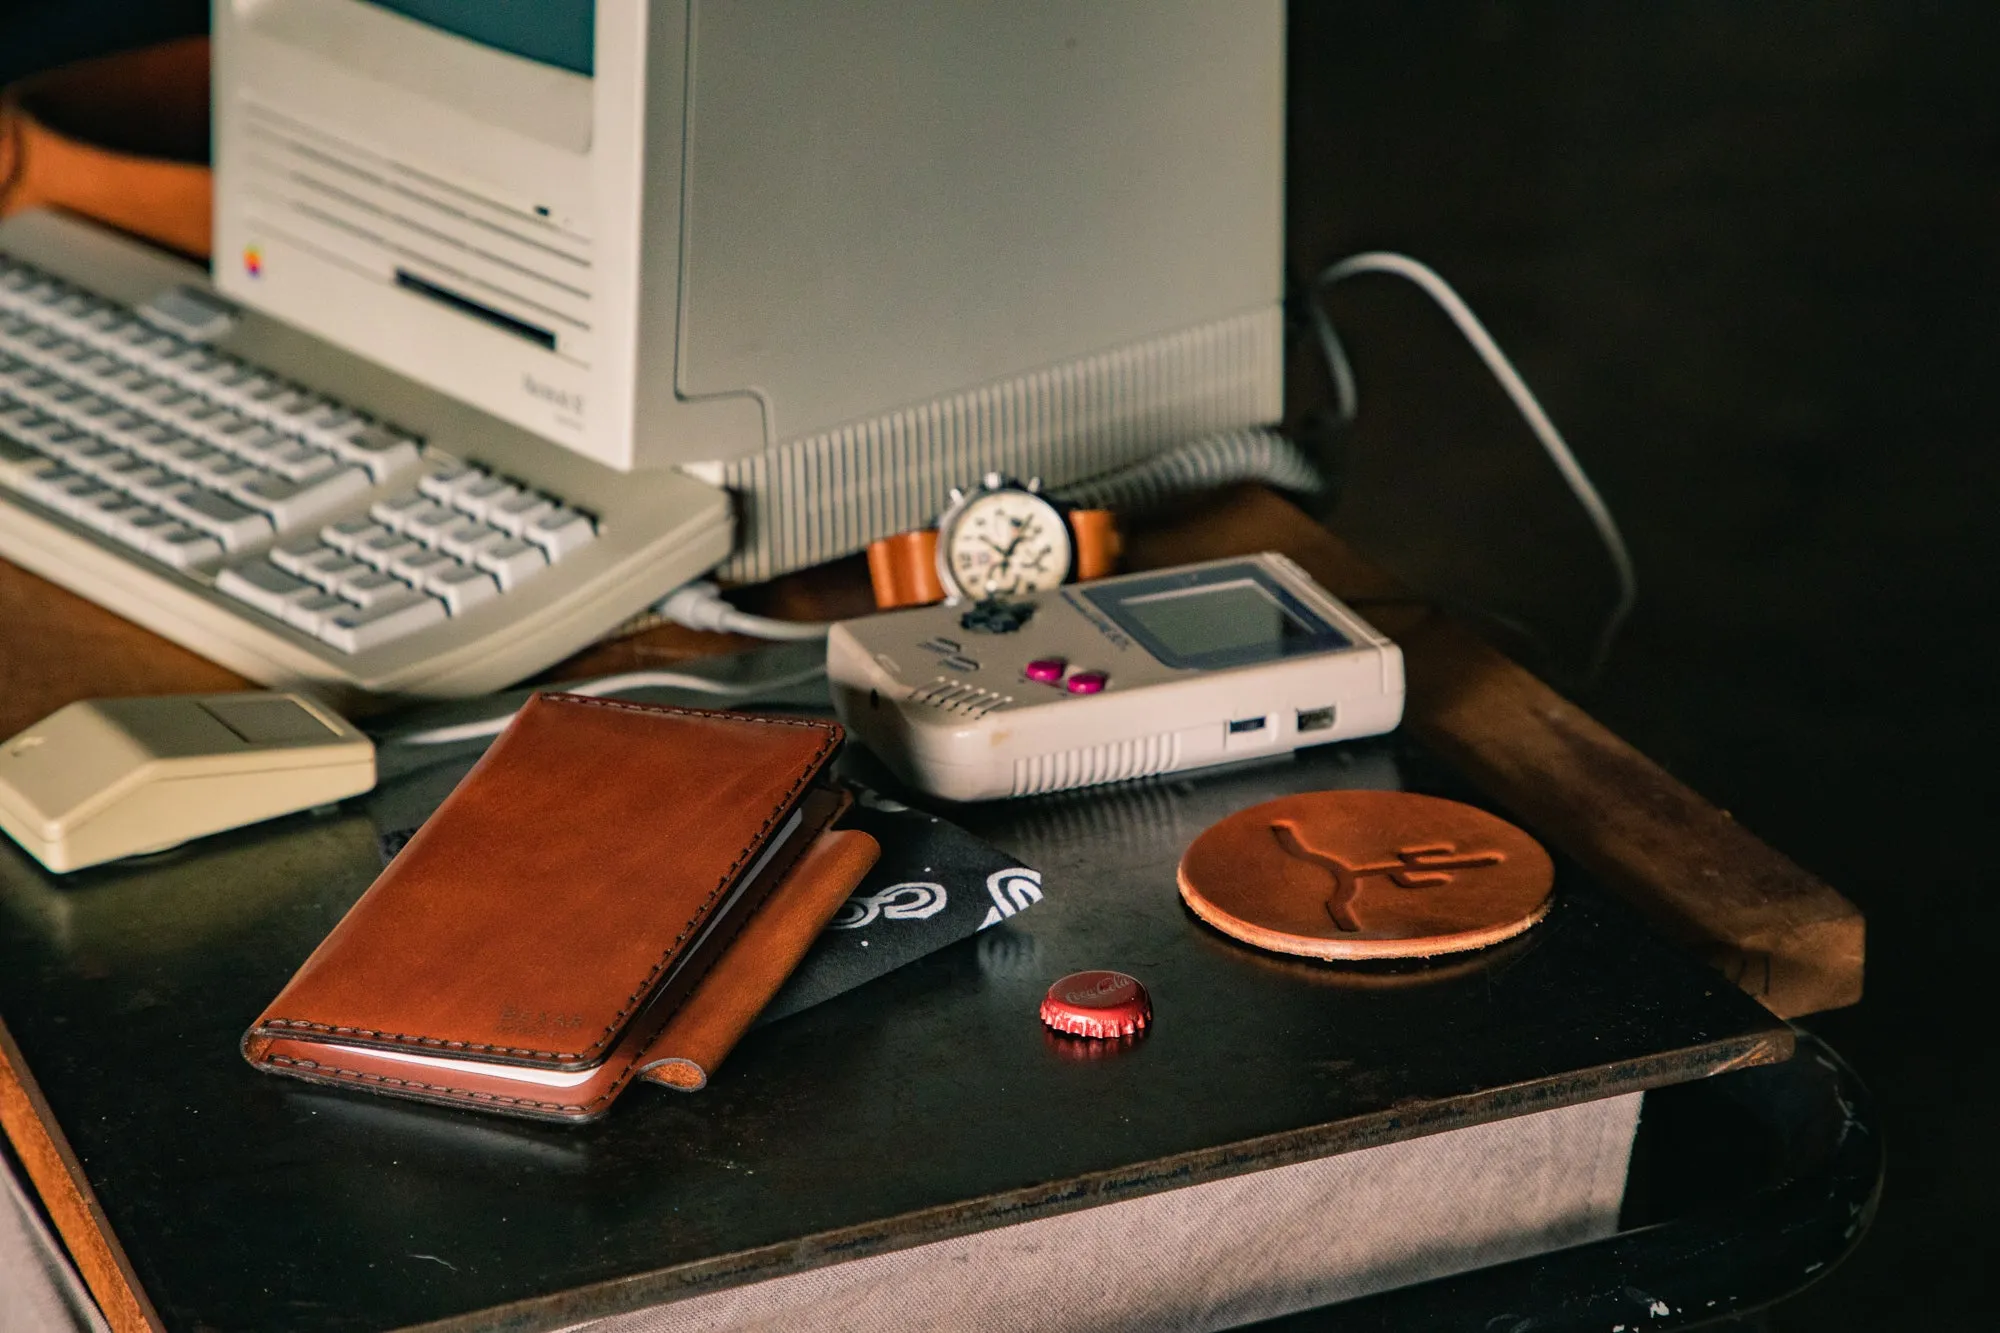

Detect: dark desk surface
[0,692,1789,1331]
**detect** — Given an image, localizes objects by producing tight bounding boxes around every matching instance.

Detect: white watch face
[940,489,1073,598]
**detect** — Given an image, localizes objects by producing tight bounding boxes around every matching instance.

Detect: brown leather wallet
[242,694,879,1122]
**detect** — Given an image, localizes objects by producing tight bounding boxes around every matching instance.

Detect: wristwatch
[866,473,1122,610]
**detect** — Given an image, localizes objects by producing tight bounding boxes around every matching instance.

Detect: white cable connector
[386,664,830,746]
[1309,250,1638,681]
[654,580,830,641]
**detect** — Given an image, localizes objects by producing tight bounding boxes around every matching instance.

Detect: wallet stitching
[260,699,840,1064]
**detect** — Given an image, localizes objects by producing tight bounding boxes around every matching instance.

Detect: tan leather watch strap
[1067,508,1122,582]
[866,529,945,610]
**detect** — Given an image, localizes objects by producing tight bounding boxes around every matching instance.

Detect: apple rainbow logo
[243,245,263,278]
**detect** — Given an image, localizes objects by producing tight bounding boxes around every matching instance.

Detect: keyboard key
[123,466,193,504]
[124,508,178,546]
[269,444,341,485]
[317,591,447,654]
[524,507,597,559]
[488,491,556,536]
[161,438,220,471]
[65,440,128,478]
[402,502,462,544]
[298,550,366,587]
[163,487,273,549]
[197,455,261,490]
[419,462,486,504]
[93,409,154,448]
[68,394,121,424]
[216,560,316,617]
[451,474,522,521]
[355,532,424,569]
[235,465,370,530]
[337,569,413,608]
[304,403,360,435]
[329,423,421,481]
[75,490,144,534]
[204,410,266,444]
[220,425,289,465]
[281,591,353,636]
[0,433,51,485]
[124,424,188,465]
[369,492,433,531]
[390,547,454,584]
[472,537,548,590]
[321,516,386,552]
[436,518,505,561]
[270,535,332,574]
[146,524,224,569]
[35,471,110,516]
[427,563,501,615]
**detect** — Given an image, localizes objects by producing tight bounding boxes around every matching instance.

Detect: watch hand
[993,519,1037,569]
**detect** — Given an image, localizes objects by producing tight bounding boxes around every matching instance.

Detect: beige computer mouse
[0,693,375,872]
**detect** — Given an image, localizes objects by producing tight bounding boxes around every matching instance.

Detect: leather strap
[865,507,1123,610]
[1067,508,1122,582]
[866,528,945,610]
[639,827,881,1090]
[0,38,213,260]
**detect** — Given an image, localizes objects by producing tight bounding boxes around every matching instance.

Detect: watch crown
[982,471,1004,490]
[947,487,964,504]
[1027,476,1043,493]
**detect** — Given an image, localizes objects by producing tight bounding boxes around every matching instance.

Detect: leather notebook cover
[242,694,878,1122]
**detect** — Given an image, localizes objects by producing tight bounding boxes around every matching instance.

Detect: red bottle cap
[1039,970,1152,1039]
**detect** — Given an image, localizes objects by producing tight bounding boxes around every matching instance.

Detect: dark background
[4,1,1994,1326]
[1285,4,1998,1327]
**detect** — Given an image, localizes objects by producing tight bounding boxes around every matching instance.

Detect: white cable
[653,581,829,641]
[1052,426,1324,514]
[386,664,829,746]
[1310,251,1637,680]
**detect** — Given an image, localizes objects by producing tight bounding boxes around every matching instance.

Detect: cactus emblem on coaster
[1177,791,1554,960]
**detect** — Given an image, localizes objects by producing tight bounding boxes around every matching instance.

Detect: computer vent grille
[232,102,593,352]
[907,680,1014,720]
[1011,733,1183,797]
[714,306,1282,581]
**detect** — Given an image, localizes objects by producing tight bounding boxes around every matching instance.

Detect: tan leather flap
[640,827,881,1091]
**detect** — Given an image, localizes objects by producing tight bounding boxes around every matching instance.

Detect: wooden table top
[0,486,1861,1331]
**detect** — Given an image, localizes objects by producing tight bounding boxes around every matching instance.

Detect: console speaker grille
[1011,733,1183,797]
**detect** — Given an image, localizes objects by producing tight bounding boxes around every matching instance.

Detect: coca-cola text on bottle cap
[1039,970,1152,1039]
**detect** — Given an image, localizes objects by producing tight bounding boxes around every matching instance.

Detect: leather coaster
[1177,791,1554,960]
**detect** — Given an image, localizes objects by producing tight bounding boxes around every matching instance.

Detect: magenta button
[1024,658,1066,683]
[1066,670,1108,695]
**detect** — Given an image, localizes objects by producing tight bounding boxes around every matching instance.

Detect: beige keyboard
[0,210,731,699]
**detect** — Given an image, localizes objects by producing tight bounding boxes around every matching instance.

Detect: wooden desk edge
[0,1016,161,1332]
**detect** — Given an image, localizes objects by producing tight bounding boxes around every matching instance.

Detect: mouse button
[198,694,342,747]
[96,697,247,760]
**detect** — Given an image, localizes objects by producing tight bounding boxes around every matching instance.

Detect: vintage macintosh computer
[0,0,1284,697]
